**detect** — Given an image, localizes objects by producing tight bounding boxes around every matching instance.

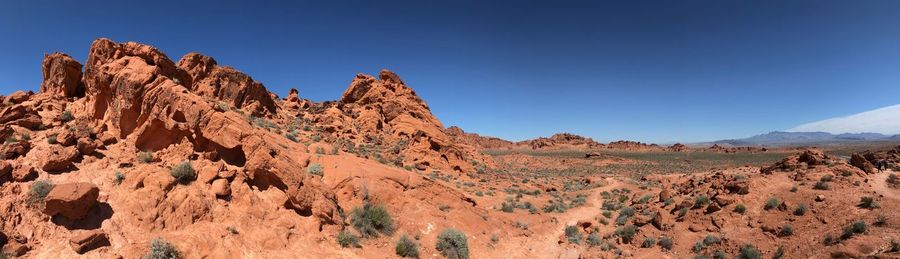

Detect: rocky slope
[0,38,495,258]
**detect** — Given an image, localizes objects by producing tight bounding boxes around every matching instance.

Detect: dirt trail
[871,169,900,200]
[491,178,624,259]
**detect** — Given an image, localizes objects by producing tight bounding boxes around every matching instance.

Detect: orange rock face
[43,182,100,220]
[41,52,84,98]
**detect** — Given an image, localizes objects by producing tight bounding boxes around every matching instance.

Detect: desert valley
[0,38,897,259]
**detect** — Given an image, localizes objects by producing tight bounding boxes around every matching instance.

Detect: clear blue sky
[2,1,899,143]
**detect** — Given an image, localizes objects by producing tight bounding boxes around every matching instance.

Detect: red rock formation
[43,183,100,220]
[177,53,277,116]
[40,52,84,98]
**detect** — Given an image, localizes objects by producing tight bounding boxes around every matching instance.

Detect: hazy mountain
[707,131,895,146]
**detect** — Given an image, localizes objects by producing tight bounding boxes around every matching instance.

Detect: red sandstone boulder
[69,230,109,254]
[43,182,100,220]
[41,52,84,98]
[39,146,80,172]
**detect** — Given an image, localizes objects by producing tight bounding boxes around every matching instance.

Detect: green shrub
[351,201,395,238]
[307,163,323,176]
[315,146,325,154]
[27,180,54,204]
[713,250,728,259]
[114,171,125,185]
[693,195,710,209]
[820,175,833,182]
[337,230,359,248]
[615,225,637,243]
[779,224,793,237]
[858,196,878,209]
[602,210,612,218]
[734,204,746,214]
[658,236,673,250]
[641,237,656,248]
[793,204,807,216]
[789,186,797,192]
[844,221,867,238]
[436,228,468,259]
[501,202,515,213]
[144,238,179,259]
[813,181,830,190]
[703,235,720,245]
[764,197,780,210]
[138,151,154,163]
[285,133,298,142]
[395,235,419,258]
[47,134,58,144]
[59,110,74,122]
[170,161,196,184]
[888,174,900,185]
[890,240,900,252]
[737,244,761,259]
[564,225,581,244]
[586,232,602,247]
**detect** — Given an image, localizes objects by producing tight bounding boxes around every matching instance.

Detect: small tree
[436,228,469,259]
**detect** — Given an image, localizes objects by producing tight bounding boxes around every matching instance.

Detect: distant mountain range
[705,131,900,146]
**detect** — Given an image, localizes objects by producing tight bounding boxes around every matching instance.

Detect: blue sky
[2,0,899,143]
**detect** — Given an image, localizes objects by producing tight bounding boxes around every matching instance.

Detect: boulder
[211,179,231,198]
[43,182,100,220]
[724,180,749,195]
[850,154,876,174]
[11,164,37,182]
[69,230,109,254]
[3,91,30,105]
[0,161,11,182]
[651,210,672,230]
[1,140,31,160]
[39,146,80,172]
[40,52,84,98]
[176,52,276,116]
[76,137,101,155]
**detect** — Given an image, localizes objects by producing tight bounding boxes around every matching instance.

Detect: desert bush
[773,246,785,259]
[351,201,395,238]
[821,175,833,182]
[501,201,515,213]
[170,161,196,184]
[114,171,125,185]
[888,174,900,185]
[27,180,54,204]
[395,235,419,258]
[315,146,325,154]
[59,110,74,122]
[658,236,673,250]
[703,235,720,245]
[890,240,900,252]
[734,204,746,214]
[793,204,807,216]
[858,196,878,209]
[138,151,154,163]
[813,181,830,190]
[641,237,656,248]
[602,210,612,218]
[586,232,602,247]
[779,224,793,237]
[47,134,57,144]
[435,228,468,259]
[693,195,710,209]
[285,132,298,142]
[789,186,797,192]
[737,244,761,259]
[615,225,637,243]
[875,215,887,226]
[144,238,179,259]
[307,163,323,176]
[564,225,581,244]
[337,231,360,248]
[764,197,779,210]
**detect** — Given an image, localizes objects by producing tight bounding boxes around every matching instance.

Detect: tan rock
[211,179,231,198]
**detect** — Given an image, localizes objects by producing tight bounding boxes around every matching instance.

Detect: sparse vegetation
[641,237,656,248]
[888,174,900,185]
[337,230,360,248]
[658,236,673,251]
[435,228,468,259]
[813,181,830,190]
[737,244,761,259]
[858,196,878,209]
[395,235,420,258]
[779,224,793,237]
[586,232,602,247]
[693,195,710,209]
[841,220,867,239]
[27,180,54,204]
[170,160,196,184]
[793,204,807,216]
[308,163,324,176]
[764,197,779,210]
[734,204,746,214]
[59,110,74,122]
[351,199,395,238]
[114,171,125,185]
[615,225,637,243]
[138,151,154,163]
[47,134,57,144]
[564,225,581,244]
[144,238,179,259]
